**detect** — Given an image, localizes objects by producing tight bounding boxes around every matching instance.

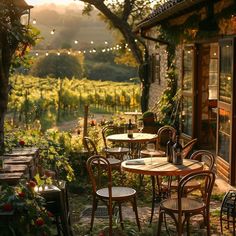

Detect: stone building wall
[146,31,169,111]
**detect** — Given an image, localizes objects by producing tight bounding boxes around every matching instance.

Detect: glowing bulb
[74,40,78,44]
[57,52,60,56]
[32,19,36,24]
[91,41,94,44]
[35,52,39,56]
[45,52,49,56]
[105,41,108,45]
[67,51,71,55]
[50,29,55,35]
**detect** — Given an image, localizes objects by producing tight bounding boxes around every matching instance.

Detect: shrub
[30,53,82,79]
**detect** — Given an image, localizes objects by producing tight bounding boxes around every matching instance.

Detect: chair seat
[104,147,129,154]
[141,149,165,157]
[107,158,121,165]
[161,197,205,212]
[94,158,121,166]
[166,179,201,189]
[97,187,136,199]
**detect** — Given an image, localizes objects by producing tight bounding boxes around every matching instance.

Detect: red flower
[2,203,13,212]
[28,180,36,188]
[18,192,25,198]
[47,211,53,217]
[98,232,105,236]
[35,218,44,226]
[19,140,25,147]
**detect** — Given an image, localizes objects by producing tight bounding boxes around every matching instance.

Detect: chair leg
[150,176,156,224]
[132,196,141,231]
[108,200,113,236]
[90,196,98,232]
[205,211,211,236]
[118,202,124,229]
[157,210,163,236]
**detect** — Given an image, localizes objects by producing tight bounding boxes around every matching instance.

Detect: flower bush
[0,180,52,236]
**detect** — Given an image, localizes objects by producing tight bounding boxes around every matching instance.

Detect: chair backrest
[178,170,215,215]
[157,125,176,151]
[102,125,125,148]
[190,150,215,171]
[182,138,197,159]
[86,155,112,195]
[83,137,98,156]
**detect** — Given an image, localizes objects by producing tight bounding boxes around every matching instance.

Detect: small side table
[37,183,73,236]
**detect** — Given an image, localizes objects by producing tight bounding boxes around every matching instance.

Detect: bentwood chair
[86,155,141,235]
[102,125,129,160]
[83,137,121,169]
[182,138,198,159]
[157,170,215,236]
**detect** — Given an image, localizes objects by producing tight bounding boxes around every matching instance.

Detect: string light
[30,41,134,57]
[105,41,108,45]
[50,29,55,35]
[32,18,36,24]
[90,41,94,44]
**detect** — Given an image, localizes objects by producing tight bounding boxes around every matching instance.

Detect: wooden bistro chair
[102,125,129,161]
[83,137,121,170]
[157,170,215,236]
[141,125,176,224]
[86,155,141,235]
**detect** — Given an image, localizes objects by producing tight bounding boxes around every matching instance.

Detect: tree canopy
[79,0,157,65]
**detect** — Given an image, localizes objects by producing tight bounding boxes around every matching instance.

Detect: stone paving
[71,175,236,235]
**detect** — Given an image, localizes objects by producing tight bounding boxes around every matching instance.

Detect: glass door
[217,40,233,163]
[181,45,196,138]
[197,43,218,151]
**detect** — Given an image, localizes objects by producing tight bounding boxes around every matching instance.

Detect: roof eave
[136,0,206,31]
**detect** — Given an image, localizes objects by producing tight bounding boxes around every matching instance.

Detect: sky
[26,0,81,6]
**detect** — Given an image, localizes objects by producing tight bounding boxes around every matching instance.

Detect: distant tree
[0,0,37,152]
[31,53,82,79]
[79,0,158,112]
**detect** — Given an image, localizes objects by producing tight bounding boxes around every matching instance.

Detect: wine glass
[137,120,144,132]
[146,142,155,165]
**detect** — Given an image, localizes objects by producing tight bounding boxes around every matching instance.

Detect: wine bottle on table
[127,119,133,138]
[172,134,183,165]
[166,131,174,163]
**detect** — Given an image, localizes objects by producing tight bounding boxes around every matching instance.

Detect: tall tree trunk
[0,31,18,154]
[0,47,10,154]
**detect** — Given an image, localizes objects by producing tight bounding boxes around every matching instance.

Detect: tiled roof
[146,0,184,21]
[136,0,206,30]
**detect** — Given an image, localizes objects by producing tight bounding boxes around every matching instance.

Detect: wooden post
[83,105,89,139]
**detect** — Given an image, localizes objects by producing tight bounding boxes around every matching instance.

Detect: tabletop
[106,133,158,143]
[121,157,203,176]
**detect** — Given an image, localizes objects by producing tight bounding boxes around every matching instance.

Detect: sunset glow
[26,0,80,6]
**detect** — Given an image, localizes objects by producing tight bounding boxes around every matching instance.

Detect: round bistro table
[121,157,203,176]
[106,133,158,158]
